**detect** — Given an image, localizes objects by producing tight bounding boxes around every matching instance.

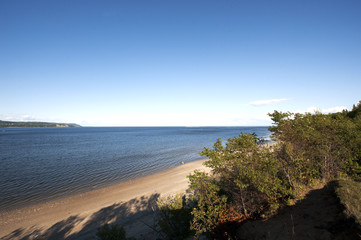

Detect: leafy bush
[186,133,293,238]
[268,103,361,183]
[156,194,193,240]
[187,170,228,238]
[212,206,249,239]
[201,133,291,216]
[153,101,361,239]
[96,223,135,240]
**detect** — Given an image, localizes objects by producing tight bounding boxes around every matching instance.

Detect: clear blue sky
[1,0,360,126]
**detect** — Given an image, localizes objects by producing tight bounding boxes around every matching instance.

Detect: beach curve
[0,159,210,239]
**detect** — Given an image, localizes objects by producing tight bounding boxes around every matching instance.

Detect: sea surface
[0,127,271,211]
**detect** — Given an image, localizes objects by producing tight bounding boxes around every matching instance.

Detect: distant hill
[0,120,81,128]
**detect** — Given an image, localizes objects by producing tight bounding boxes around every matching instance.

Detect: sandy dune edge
[0,159,210,239]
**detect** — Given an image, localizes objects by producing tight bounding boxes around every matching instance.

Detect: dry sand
[0,159,210,240]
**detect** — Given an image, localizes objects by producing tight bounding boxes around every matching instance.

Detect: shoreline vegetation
[135,101,361,240]
[169,101,360,240]
[0,120,81,128]
[1,101,361,239]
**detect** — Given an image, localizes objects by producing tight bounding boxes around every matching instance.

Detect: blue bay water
[0,127,270,211]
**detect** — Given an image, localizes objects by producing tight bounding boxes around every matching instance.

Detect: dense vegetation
[97,101,361,240]
[96,224,135,240]
[0,120,80,128]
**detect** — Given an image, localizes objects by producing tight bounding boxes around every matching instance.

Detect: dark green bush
[154,101,361,239]
[156,194,193,240]
[201,134,291,215]
[269,102,361,183]
[96,223,135,240]
[187,170,228,238]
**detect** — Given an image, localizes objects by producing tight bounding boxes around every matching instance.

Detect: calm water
[0,127,270,211]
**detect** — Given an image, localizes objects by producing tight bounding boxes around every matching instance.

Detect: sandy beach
[0,159,210,240]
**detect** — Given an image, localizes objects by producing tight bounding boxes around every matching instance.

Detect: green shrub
[187,170,228,238]
[201,133,291,216]
[96,223,135,240]
[154,101,361,239]
[268,104,361,183]
[186,134,293,238]
[156,194,193,240]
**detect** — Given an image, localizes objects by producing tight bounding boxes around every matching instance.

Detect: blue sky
[1,1,360,126]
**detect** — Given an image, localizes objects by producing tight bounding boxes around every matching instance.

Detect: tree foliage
[187,170,228,238]
[268,102,361,182]
[156,194,193,240]
[186,133,292,238]
[155,101,361,239]
[201,133,291,215]
[96,224,135,240]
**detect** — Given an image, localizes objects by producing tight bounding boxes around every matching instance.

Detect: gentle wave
[0,127,270,211]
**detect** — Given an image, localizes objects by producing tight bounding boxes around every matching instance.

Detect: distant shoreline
[0,120,81,128]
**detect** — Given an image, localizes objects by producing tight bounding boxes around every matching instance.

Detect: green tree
[201,133,291,216]
[187,170,228,238]
[268,106,361,183]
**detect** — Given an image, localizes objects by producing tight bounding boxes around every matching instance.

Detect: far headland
[0,120,81,128]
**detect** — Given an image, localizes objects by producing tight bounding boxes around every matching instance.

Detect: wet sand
[0,159,210,239]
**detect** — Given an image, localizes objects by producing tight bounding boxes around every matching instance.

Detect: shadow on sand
[5,183,361,240]
[2,194,160,240]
